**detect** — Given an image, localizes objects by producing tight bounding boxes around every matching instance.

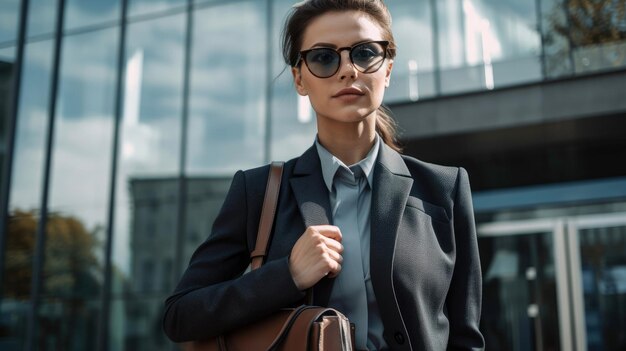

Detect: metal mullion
[535,0,547,79]
[553,219,573,351]
[96,0,129,350]
[429,0,441,96]
[26,0,66,350]
[173,0,194,294]
[0,0,31,305]
[264,0,274,163]
[565,220,587,351]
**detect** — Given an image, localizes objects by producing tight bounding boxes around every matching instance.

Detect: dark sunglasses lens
[305,49,339,77]
[351,42,386,73]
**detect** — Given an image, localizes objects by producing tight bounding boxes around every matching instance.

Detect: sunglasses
[298,40,390,78]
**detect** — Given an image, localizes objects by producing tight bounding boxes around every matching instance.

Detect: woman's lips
[332,87,365,98]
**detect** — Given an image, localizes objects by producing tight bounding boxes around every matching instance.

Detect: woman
[163,1,484,350]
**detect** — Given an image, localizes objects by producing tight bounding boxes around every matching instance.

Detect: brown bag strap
[250,161,284,270]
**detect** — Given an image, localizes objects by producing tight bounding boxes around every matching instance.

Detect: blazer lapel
[289,145,335,306]
[371,143,413,348]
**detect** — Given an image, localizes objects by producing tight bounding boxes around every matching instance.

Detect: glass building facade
[0,0,625,350]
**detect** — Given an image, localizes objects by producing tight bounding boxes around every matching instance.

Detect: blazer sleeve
[162,170,305,342]
[447,167,485,350]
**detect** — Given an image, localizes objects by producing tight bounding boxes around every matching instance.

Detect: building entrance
[477,212,626,351]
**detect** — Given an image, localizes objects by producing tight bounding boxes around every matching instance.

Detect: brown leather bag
[181,162,355,351]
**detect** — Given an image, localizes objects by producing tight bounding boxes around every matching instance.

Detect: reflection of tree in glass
[4,210,101,299]
[544,0,626,75]
[554,0,626,47]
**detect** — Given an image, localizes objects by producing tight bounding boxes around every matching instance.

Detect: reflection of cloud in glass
[48,116,114,229]
[25,0,58,38]
[113,13,186,275]
[10,41,53,211]
[128,0,186,17]
[47,28,118,238]
[65,0,120,30]
[0,0,19,44]
[187,1,266,174]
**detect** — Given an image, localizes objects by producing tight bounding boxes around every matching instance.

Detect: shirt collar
[315,134,380,192]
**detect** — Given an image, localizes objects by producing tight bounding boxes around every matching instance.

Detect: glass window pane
[437,0,542,94]
[1,39,54,350]
[187,1,267,174]
[182,177,232,273]
[128,0,186,17]
[540,0,574,78]
[542,0,626,77]
[109,297,173,350]
[385,0,436,102]
[270,0,317,162]
[0,0,20,44]
[40,27,119,349]
[65,0,121,31]
[479,233,561,351]
[9,40,53,212]
[111,13,185,351]
[26,0,58,39]
[578,225,626,351]
[2,211,36,350]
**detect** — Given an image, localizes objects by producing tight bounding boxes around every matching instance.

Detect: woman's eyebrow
[307,39,376,49]
[308,42,337,49]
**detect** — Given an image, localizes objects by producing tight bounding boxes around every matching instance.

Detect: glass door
[477,219,570,351]
[477,211,626,351]
[568,213,626,351]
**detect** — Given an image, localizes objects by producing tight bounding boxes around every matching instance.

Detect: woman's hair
[281,0,402,152]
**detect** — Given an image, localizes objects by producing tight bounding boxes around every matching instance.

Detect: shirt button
[394,332,405,344]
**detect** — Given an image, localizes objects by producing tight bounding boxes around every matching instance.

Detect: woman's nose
[338,51,357,80]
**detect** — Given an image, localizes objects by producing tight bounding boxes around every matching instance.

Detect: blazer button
[394,332,405,344]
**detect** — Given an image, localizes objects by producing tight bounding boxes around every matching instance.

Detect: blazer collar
[290,144,333,227]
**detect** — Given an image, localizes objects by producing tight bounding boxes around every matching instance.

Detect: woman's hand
[288,225,343,290]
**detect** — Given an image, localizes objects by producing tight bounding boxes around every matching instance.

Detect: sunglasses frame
[298,40,390,78]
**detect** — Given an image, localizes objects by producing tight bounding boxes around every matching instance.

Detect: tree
[544,0,626,76]
[4,209,102,299]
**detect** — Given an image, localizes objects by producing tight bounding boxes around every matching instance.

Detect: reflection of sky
[0,0,19,44]
[128,0,185,17]
[438,0,540,68]
[64,0,120,30]
[25,0,58,39]
[187,1,267,174]
[48,28,118,233]
[9,41,53,211]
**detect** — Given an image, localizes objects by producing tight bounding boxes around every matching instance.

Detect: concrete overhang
[388,69,626,140]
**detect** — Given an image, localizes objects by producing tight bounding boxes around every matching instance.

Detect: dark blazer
[163,142,485,350]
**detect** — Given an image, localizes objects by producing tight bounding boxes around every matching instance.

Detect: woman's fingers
[315,225,343,243]
[288,225,344,290]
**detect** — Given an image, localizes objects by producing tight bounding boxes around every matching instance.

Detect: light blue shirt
[315,135,388,351]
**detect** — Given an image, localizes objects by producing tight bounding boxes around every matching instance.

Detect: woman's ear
[292,67,308,96]
[385,60,393,87]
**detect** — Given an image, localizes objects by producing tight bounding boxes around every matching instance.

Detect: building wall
[1,0,625,350]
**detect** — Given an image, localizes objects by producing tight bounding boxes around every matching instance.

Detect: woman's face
[292,10,393,126]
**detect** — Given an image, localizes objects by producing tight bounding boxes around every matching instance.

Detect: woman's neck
[317,118,377,166]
